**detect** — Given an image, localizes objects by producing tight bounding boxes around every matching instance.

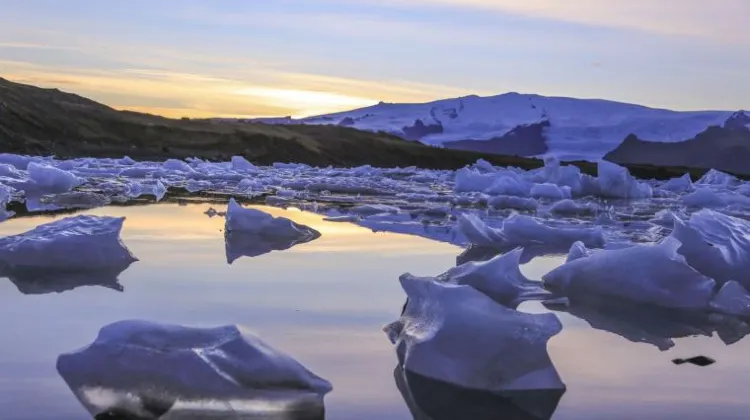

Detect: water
[0,202,748,419]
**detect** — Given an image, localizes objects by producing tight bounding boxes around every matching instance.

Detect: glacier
[57,320,331,419]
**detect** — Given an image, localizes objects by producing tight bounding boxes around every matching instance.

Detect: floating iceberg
[682,188,727,208]
[385,277,565,393]
[163,159,194,173]
[0,215,137,271]
[710,281,750,318]
[57,321,331,420]
[27,162,83,194]
[225,199,321,242]
[400,248,550,308]
[672,210,750,288]
[659,174,694,193]
[596,161,652,199]
[697,169,738,186]
[458,213,605,251]
[231,155,257,172]
[395,365,564,420]
[543,238,715,309]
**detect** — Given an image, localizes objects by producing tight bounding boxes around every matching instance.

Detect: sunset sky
[1,0,748,118]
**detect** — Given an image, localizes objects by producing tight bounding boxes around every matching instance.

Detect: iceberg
[458,213,605,251]
[152,180,167,202]
[710,281,750,318]
[484,175,532,197]
[682,188,727,208]
[395,365,564,420]
[57,321,331,420]
[596,161,652,199]
[530,183,571,200]
[565,241,593,262]
[697,169,738,186]
[231,155,257,172]
[27,162,83,194]
[542,238,715,309]
[400,248,550,308]
[671,210,750,288]
[163,159,194,173]
[488,195,538,211]
[0,215,137,271]
[225,199,321,241]
[385,277,564,393]
[659,174,694,193]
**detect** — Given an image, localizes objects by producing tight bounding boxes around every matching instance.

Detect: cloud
[391,0,749,43]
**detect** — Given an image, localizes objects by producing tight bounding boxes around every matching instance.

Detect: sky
[0,0,748,118]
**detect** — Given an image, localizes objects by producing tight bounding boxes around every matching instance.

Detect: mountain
[0,77,565,169]
[604,111,750,174]
[254,93,733,161]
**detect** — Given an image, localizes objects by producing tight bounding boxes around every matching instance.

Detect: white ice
[225,198,321,242]
[659,174,694,193]
[385,277,564,393]
[27,162,83,194]
[0,215,137,270]
[530,183,571,200]
[596,161,652,199]
[400,248,550,308]
[710,281,750,318]
[671,209,750,288]
[458,213,605,250]
[549,199,598,216]
[231,156,258,172]
[57,320,332,418]
[542,238,715,309]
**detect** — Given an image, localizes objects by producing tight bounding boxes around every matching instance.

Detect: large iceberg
[458,213,605,251]
[385,277,565,393]
[225,198,322,241]
[57,321,331,419]
[0,215,137,271]
[671,210,750,288]
[542,238,716,310]
[596,161,652,199]
[400,248,550,308]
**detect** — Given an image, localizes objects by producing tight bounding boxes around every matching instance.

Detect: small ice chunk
[57,321,332,419]
[660,174,694,193]
[0,215,137,271]
[458,213,605,250]
[671,210,750,288]
[596,161,652,199]
[488,196,538,211]
[118,156,136,166]
[152,180,167,202]
[484,175,532,197]
[27,162,83,194]
[710,281,750,317]
[0,153,35,170]
[186,180,212,193]
[350,204,400,216]
[225,199,321,241]
[530,184,571,200]
[649,209,680,228]
[385,278,564,393]
[402,248,550,308]
[125,182,143,198]
[566,241,592,262]
[542,238,715,309]
[231,156,257,172]
[549,200,598,216]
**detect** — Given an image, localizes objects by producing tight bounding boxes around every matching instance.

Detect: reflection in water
[224,229,322,264]
[395,366,564,420]
[457,244,568,266]
[545,296,750,351]
[3,265,128,294]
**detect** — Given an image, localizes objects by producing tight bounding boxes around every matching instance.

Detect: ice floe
[0,215,137,271]
[488,195,538,211]
[57,321,331,419]
[543,238,715,309]
[385,277,564,394]
[400,248,550,308]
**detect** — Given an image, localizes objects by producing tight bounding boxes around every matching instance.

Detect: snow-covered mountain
[254,93,734,161]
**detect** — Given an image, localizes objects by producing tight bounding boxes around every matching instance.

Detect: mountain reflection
[395,366,564,420]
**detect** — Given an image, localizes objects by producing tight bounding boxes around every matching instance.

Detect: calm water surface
[0,203,748,419]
